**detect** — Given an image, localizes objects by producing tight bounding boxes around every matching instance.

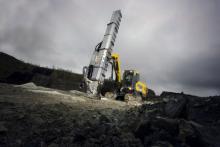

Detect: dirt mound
[17,82,37,89]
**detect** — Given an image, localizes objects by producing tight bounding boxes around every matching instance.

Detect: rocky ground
[0,82,220,147]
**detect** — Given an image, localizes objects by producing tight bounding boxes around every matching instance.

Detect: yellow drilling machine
[101,53,148,102]
[81,10,148,101]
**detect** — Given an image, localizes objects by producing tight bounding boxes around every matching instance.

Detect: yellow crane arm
[111,53,121,83]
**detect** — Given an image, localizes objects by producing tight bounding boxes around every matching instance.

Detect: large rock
[187,96,220,125]
[164,95,188,118]
[147,89,156,98]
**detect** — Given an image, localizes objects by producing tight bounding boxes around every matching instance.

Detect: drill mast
[83,10,122,97]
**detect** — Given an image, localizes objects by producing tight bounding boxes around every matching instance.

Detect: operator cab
[121,70,140,94]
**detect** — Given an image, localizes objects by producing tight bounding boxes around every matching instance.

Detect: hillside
[0,52,82,91]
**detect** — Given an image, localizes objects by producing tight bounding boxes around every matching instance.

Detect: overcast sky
[0,0,220,96]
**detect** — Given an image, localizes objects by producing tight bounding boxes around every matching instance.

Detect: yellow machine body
[121,70,148,99]
[135,81,148,97]
[101,53,148,101]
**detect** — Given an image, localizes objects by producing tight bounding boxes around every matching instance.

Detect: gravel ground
[0,83,220,147]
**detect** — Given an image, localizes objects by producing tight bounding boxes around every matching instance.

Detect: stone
[0,121,8,133]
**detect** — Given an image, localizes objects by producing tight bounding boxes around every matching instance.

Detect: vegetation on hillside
[0,52,82,91]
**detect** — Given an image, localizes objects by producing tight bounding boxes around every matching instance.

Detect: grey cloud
[0,0,219,96]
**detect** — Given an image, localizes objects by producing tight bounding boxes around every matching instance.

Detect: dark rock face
[147,89,156,97]
[164,94,188,118]
[136,94,220,147]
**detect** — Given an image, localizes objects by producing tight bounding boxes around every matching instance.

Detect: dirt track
[0,82,135,109]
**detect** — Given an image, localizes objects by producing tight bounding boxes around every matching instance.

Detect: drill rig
[82,10,122,98]
[101,53,148,101]
[82,10,148,101]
